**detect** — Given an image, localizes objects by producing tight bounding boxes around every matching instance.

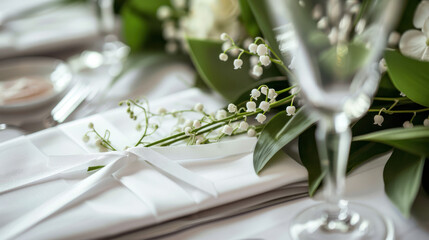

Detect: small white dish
[0,57,73,112]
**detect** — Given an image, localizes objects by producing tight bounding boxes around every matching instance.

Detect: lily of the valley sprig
[83,85,297,151]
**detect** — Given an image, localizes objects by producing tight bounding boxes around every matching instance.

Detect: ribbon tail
[129,148,218,197]
[0,155,132,240]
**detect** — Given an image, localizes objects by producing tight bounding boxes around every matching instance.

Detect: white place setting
[0,0,428,239]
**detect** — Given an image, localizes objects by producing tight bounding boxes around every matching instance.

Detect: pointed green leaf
[299,126,324,196]
[385,50,429,107]
[186,38,281,101]
[353,126,429,157]
[254,107,317,173]
[238,0,261,37]
[384,149,425,217]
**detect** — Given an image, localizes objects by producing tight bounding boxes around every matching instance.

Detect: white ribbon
[0,138,257,239]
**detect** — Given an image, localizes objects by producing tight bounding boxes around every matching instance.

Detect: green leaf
[299,126,324,196]
[385,50,429,107]
[254,106,317,173]
[120,0,168,52]
[353,126,429,157]
[186,38,281,101]
[238,0,261,37]
[383,149,425,217]
[396,0,421,33]
[247,0,282,61]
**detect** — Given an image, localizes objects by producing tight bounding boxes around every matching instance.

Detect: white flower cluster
[218,33,274,79]
[399,0,429,61]
[157,0,241,54]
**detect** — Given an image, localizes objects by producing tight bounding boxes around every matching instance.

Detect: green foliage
[396,0,421,33]
[253,107,317,173]
[298,126,323,196]
[120,0,168,52]
[354,127,429,157]
[385,50,429,107]
[238,0,261,38]
[186,38,282,101]
[247,0,282,60]
[384,149,425,217]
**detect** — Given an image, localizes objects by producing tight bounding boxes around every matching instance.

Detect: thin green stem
[368,108,429,114]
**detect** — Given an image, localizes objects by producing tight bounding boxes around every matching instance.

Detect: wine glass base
[290,202,394,240]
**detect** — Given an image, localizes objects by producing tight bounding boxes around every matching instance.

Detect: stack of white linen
[0,88,308,239]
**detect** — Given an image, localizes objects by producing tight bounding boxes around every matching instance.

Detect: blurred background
[0,0,201,141]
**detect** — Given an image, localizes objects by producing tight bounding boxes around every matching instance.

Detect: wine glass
[266,0,401,239]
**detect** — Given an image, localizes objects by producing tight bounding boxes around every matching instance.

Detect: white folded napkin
[0,88,308,239]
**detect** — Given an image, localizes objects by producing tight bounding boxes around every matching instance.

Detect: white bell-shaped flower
[252,65,263,77]
[259,101,270,112]
[251,89,261,99]
[268,88,277,100]
[248,43,258,54]
[157,6,171,20]
[379,58,387,73]
[239,121,249,131]
[234,59,243,69]
[255,113,267,123]
[373,114,384,126]
[227,103,237,113]
[222,125,233,135]
[216,109,227,120]
[261,86,268,95]
[256,44,268,56]
[286,106,296,116]
[246,101,257,112]
[157,107,167,114]
[259,55,271,66]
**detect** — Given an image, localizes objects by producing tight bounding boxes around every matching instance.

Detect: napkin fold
[0,138,259,239]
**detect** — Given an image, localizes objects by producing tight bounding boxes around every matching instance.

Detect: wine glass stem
[96,0,115,37]
[316,114,351,218]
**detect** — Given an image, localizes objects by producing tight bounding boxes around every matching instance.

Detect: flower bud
[157,6,171,20]
[403,121,414,128]
[82,135,89,143]
[220,33,229,41]
[184,127,192,135]
[157,107,167,114]
[247,128,256,137]
[193,120,201,128]
[373,114,384,126]
[219,53,228,61]
[424,118,429,127]
[194,103,204,112]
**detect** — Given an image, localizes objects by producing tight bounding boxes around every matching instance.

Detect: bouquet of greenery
[102,0,429,218]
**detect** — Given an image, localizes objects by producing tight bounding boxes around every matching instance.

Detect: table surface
[1,50,428,240]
